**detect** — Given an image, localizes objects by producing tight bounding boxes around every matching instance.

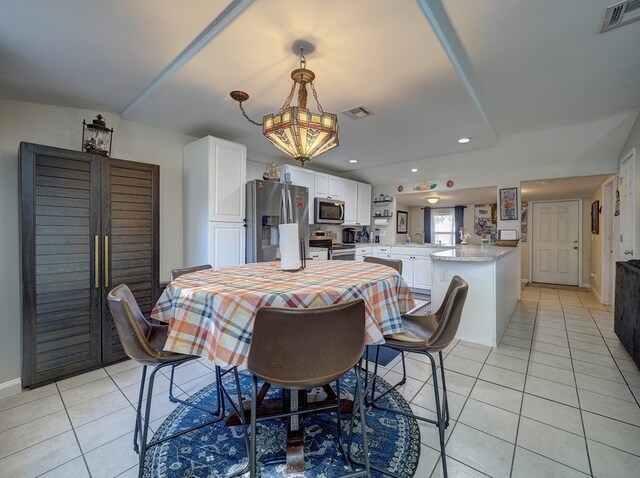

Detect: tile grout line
[427,336,500,477]
[507,300,539,478]
[54,381,94,478]
[562,304,595,478]
[588,307,640,409]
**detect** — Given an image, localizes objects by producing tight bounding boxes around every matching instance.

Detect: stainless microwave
[314,197,345,224]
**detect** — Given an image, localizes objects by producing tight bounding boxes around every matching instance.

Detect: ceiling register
[230,48,338,166]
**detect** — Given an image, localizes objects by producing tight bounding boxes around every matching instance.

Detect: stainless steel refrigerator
[246,179,309,263]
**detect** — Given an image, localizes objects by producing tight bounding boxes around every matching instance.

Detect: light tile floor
[1,285,639,477]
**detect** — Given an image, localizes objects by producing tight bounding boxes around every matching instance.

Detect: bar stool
[370,276,468,478]
[246,299,371,478]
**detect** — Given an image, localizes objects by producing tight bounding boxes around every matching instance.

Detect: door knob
[624,250,633,255]
[573,246,578,250]
[573,240,578,243]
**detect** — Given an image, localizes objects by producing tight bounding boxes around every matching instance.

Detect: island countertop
[430,245,518,262]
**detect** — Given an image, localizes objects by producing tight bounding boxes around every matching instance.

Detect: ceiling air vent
[601,0,640,32]
[341,105,372,119]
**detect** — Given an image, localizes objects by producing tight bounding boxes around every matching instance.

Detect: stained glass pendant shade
[230,49,339,166]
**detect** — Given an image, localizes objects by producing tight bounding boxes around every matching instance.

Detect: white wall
[0,99,196,387]
[617,113,640,261]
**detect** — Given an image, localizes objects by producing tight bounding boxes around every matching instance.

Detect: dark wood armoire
[19,142,160,388]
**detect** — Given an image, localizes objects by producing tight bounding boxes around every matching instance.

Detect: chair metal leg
[250,376,258,478]
[353,365,372,477]
[439,351,450,427]
[133,365,147,453]
[368,346,407,403]
[366,349,448,478]
[428,353,447,478]
[138,365,159,478]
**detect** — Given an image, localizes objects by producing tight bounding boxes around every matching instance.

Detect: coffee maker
[342,228,356,244]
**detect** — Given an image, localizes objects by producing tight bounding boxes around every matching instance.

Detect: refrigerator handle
[280,189,286,224]
[287,190,294,224]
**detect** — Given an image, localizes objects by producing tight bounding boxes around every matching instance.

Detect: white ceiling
[397,186,497,208]
[521,174,612,202]
[1,0,639,178]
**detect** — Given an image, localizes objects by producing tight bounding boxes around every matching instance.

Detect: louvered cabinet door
[20,144,102,388]
[101,158,159,363]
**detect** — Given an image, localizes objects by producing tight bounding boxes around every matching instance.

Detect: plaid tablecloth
[152,260,415,369]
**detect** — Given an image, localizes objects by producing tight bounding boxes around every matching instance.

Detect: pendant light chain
[310,82,324,115]
[238,101,263,126]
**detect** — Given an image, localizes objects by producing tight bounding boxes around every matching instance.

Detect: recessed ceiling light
[410,168,418,173]
[348,159,358,164]
[458,137,471,144]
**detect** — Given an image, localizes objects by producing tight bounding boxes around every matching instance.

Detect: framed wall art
[499,187,518,220]
[396,210,408,233]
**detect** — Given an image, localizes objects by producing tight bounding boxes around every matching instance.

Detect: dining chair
[107,284,237,477]
[362,256,410,388]
[169,264,212,281]
[167,265,213,403]
[369,276,468,478]
[246,299,371,478]
[363,256,403,274]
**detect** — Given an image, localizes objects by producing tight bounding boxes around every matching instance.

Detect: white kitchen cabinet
[373,246,391,259]
[391,246,434,291]
[356,182,372,226]
[315,172,342,199]
[343,179,358,225]
[413,257,433,289]
[285,164,315,224]
[209,222,246,268]
[391,253,415,287]
[355,246,373,262]
[345,180,371,226]
[309,249,329,260]
[183,135,247,268]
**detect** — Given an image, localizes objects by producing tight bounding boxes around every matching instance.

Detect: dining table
[151,259,415,472]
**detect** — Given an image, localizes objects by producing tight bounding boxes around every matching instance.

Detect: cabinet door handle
[104,235,109,288]
[94,235,99,289]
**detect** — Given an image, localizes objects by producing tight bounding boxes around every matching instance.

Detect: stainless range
[330,244,356,260]
[308,239,356,260]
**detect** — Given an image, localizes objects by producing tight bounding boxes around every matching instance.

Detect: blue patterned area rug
[145,370,420,478]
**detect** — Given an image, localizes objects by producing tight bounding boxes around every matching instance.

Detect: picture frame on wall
[396,210,408,233]
[591,200,599,234]
[499,187,518,220]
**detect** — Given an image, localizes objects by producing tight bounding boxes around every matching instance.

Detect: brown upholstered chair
[246,300,371,478]
[369,275,468,478]
[363,256,403,274]
[170,264,212,282]
[108,284,236,477]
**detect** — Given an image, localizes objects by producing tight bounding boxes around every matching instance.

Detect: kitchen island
[430,245,520,347]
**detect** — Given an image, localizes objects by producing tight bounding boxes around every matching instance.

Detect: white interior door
[532,200,580,286]
[619,150,636,260]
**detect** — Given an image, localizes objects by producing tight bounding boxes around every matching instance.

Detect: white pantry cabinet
[184,135,247,268]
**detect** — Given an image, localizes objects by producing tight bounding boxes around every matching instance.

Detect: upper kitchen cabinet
[184,136,246,223]
[285,164,315,224]
[356,182,372,225]
[343,180,371,226]
[343,179,358,224]
[183,136,246,268]
[315,172,342,199]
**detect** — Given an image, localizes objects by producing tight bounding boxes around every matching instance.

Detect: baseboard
[580,283,590,289]
[521,279,528,284]
[0,378,22,400]
[590,285,604,304]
